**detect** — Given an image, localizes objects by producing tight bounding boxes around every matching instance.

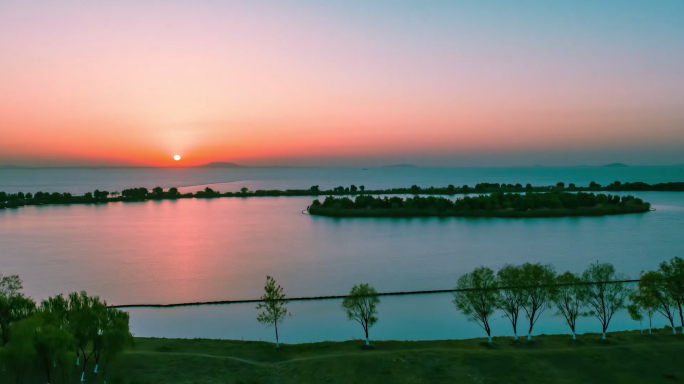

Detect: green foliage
[1,315,75,384]
[453,267,499,341]
[256,276,290,347]
[0,295,36,345]
[579,262,632,336]
[93,307,135,373]
[0,274,36,345]
[657,256,684,328]
[342,284,380,344]
[552,272,582,336]
[0,273,23,296]
[519,263,556,338]
[634,271,678,332]
[496,265,524,337]
[626,303,643,322]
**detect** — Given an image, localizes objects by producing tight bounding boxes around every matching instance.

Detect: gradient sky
[1,1,683,167]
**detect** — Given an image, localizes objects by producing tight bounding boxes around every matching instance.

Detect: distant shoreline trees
[1,180,681,209]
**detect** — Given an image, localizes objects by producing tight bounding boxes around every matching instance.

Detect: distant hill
[196,162,243,168]
[382,164,418,168]
[603,163,629,167]
[0,164,23,169]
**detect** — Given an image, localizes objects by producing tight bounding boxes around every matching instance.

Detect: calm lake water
[1,167,683,343]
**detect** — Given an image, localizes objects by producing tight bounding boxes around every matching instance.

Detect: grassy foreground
[7,328,684,384]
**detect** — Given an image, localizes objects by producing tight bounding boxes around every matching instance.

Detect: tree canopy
[342,284,380,346]
[309,192,650,218]
[256,276,290,348]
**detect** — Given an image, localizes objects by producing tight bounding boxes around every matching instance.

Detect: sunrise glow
[1,1,683,167]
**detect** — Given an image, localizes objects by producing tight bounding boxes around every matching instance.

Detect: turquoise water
[1,167,683,343]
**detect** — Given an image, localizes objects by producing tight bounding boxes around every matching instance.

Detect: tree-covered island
[307,192,651,218]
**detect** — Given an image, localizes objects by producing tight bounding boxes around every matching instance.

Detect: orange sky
[1,2,684,167]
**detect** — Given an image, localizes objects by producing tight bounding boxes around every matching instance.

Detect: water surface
[1,168,682,342]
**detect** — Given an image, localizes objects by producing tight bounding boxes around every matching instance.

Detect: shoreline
[1,180,680,210]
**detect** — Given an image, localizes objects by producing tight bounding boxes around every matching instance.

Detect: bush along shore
[0,180,682,209]
[308,192,651,218]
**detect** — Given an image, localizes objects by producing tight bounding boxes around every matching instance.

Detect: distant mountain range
[382,164,418,168]
[3,162,684,169]
[195,162,243,168]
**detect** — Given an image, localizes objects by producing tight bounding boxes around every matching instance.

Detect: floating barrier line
[110,279,639,309]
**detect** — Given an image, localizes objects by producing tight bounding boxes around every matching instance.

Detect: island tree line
[1,180,682,209]
[308,192,650,218]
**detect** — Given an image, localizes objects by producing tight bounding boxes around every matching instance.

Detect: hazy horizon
[2,1,683,167]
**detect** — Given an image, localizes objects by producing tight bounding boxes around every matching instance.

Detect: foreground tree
[551,272,582,339]
[68,291,101,381]
[496,265,524,340]
[1,315,74,384]
[658,257,684,329]
[628,288,656,334]
[0,295,36,345]
[92,307,134,377]
[0,274,36,345]
[519,263,556,340]
[342,284,380,346]
[256,276,290,348]
[579,262,631,339]
[0,274,23,296]
[0,317,36,384]
[453,267,499,343]
[636,271,678,333]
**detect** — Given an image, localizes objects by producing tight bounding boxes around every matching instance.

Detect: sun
[173,155,181,161]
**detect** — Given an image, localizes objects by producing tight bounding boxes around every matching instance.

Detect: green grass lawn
[6,328,684,384]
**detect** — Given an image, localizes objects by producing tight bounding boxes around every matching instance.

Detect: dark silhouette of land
[308,192,651,218]
[195,162,243,168]
[382,164,418,168]
[2,180,683,210]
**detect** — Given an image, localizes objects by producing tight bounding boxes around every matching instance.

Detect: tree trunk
[513,321,518,340]
[275,323,279,348]
[649,317,652,333]
[45,359,51,384]
[528,314,535,340]
[365,327,369,345]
